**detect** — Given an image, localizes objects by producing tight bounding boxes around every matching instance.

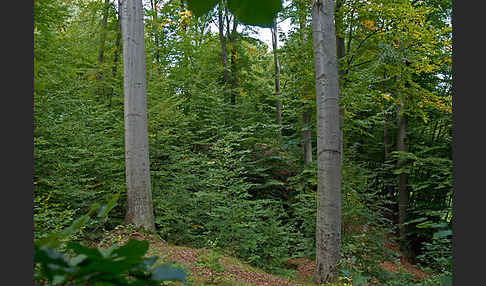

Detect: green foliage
[34,203,187,285]
[35,240,187,286]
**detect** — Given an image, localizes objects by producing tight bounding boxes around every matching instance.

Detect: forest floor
[94,226,430,286]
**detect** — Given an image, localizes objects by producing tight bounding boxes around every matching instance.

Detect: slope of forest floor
[91,225,431,286]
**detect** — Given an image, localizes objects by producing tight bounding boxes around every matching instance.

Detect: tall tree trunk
[121,0,156,232]
[298,0,313,165]
[312,0,342,283]
[271,19,282,130]
[217,2,229,103]
[96,0,111,98]
[396,101,410,257]
[229,19,238,105]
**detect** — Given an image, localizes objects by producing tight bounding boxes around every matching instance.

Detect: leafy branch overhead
[186,0,282,27]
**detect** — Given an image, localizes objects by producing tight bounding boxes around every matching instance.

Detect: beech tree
[311,0,342,282]
[121,0,156,231]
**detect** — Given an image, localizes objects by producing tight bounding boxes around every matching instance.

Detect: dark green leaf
[433,229,452,239]
[112,239,149,260]
[186,0,219,17]
[151,264,187,285]
[228,0,282,27]
[67,242,103,259]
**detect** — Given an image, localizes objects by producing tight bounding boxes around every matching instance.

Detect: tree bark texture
[312,0,342,283]
[271,19,282,127]
[121,0,156,232]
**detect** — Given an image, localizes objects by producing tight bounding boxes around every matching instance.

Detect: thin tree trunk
[150,0,161,67]
[96,0,111,98]
[396,101,410,257]
[229,19,238,105]
[298,0,313,165]
[218,2,229,103]
[312,0,342,283]
[109,0,123,106]
[112,0,122,78]
[121,0,155,232]
[384,110,393,162]
[97,0,110,67]
[271,19,282,130]
[302,110,313,164]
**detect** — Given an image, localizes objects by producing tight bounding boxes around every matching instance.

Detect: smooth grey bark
[271,19,282,129]
[121,0,156,231]
[396,102,410,257]
[312,0,342,283]
[297,0,313,165]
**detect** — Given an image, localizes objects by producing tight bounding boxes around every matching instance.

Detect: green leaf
[69,254,88,266]
[151,264,187,285]
[112,239,149,261]
[440,274,452,286]
[404,217,428,225]
[228,0,282,27]
[52,275,66,285]
[186,0,219,17]
[97,194,119,218]
[433,229,452,239]
[67,242,103,259]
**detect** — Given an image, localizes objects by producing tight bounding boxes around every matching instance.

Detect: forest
[33,0,452,285]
